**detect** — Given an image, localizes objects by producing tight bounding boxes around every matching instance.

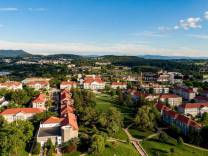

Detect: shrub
[32,142,41,154]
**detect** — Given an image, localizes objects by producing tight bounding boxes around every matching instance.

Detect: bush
[177,137,184,145]
[32,142,41,154]
[170,148,175,153]
[159,132,169,143]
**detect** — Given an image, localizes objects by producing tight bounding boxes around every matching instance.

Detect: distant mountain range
[0,50,32,57]
[139,55,208,60]
[1,49,208,60]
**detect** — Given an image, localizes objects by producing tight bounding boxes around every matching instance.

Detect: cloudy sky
[0,0,208,56]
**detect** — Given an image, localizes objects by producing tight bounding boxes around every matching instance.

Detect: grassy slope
[141,135,208,156]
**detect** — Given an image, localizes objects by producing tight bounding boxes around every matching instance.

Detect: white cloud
[132,31,165,37]
[28,8,47,11]
[0,7,18,11]
[179,17,201,30]
[0,40,207,57]
[188,34,208,39]
[174,25,179,30]
[204,11,208,20]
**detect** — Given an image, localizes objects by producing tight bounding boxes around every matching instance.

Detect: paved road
[123,128,148,156]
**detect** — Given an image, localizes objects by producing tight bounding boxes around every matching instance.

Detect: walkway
[123,128,148,156]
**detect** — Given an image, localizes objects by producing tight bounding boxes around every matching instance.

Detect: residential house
[178,103,208,117]
[111,82,127,89]
[172,86,196,101]
[159,94,182,107]
[83,75,105,90]
[0,108,43,122]
[0,81,22,90]
[25,81,50,90]
[32,94,47,110]
[60,81,77,90]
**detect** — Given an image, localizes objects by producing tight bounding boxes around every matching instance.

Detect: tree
[159,132,169,143]
[177,137,184,145]
[91,134,106,154]
[32,142,41,155]
[202,112,208,126]
[45,139,55,156]
[123,93,133,106]
[134,105,158,130]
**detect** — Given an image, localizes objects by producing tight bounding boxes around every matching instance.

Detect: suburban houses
[159,94,182,107]
[111,81,127,89]
[0,81,22,90]
[32,93,47,110]
[60,81,77,90]
[83,75,105,90]
[25,81,50,90]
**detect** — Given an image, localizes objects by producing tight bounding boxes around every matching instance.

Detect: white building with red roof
[172,86,196,101]
[25,81,50,90]
[0,81,22,90]
[60,81,77,90]
[159,94,182,107]
[156,103,201,135]
[83,75,105,90]
[0,108,43,122]
[32,94,47,110]
[111,82,127,89]
[178,103,208,117]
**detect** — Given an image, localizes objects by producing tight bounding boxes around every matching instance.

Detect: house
[25,81,50,90]
[140,83,169,94]
[111,82,127,89]
[172,86,196,101]
[22,77,51,84]
[168,72,183,84]
[0,81,22,90]
[156,103,201,136]
[83,75,105,90]
[178,103,208,117]
[32,94,47,110]
[159,94,182,107]
[37,90,78,147]
[0,108,43,122]
[60,81,77,90]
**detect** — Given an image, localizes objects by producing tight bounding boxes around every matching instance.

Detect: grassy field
[128,128,155,140]
[141,135,208,156]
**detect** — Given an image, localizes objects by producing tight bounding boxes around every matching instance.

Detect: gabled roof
[43,116,64,124]
[160,94,181,99]
[0,108,43,115]
[32,94,46,103]
[26,81,49,86]
[179,103,208,109]
[61,81,77,86]
[0,81,22,87]
[112,82,127,86]
[61,113,79,130]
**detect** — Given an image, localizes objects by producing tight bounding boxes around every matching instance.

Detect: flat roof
[38,126,61,137]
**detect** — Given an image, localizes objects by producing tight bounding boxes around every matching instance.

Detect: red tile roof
[26,81,49,86]
[43,116,64,124]
[61,81,77,86]
[32,94,46,103]
[160,94,181,99]
[180,103,208,109]
[112,82,127,86]
[61,113,79,130]
[0,108,43,115]
[84,76,104,84]
[0,81,22,87]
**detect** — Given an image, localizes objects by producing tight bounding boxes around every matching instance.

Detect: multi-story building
[159,94,182,107]
[36,90,78,147]
[83,75,105,90]
[0,81,22,90]
[172,86,196,101]
[25,81,50,90]
[111,82,127,89]
[60,81,77,90]
[178,103,208,117]
[0,108,43,122]
[156,103,201,136]
[32,94,47,110]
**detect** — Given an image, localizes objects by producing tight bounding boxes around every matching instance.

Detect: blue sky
[0,0,208,56]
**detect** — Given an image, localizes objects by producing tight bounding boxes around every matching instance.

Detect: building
[32,94,47,110]
[25,81,50,90]
[60,81,77,90]
[22,77,51,84]
[168,72,183,84]
[172,86,196,101]
[140,83,169,94]
[0,81,22,90]
[178,103,208,117]
[111,82,127,89]
[156,103,201,136]
[36,90,78,147]
[0,108,43,122]
[83,75,105,90]
[159,94,182,107]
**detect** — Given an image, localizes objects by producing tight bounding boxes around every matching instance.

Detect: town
[1,54,208,156]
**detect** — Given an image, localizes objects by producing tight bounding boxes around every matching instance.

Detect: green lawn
[128,128,155,140]
[95,94,115,112]
[141,135,208,156]
[88,142,139,156]
[114,128,129,141]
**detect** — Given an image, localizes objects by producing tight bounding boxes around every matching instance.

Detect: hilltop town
[0,55,208,156]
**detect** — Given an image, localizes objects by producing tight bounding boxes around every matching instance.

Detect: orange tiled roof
[43,116,64,124]
[112,82,127,86]
[0,81,22,87]
[160,94,181,99]
[26,81,49,86]
[0,108,43,115]
[61,81,77,86]
[32,94,46,103]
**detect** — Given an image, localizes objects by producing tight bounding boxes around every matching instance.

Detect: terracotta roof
[112,82,127,86]
[43,116,64,124]
[0,108,43,115]
[61,81,77,86]
[0,81,22,87]
[180,103,208,109]
[156,103,170,111]
[26,81,49,86]
[160,94,181,99]
[61,113,78,130]
[32,94,46,103]
[164,109,178,118]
